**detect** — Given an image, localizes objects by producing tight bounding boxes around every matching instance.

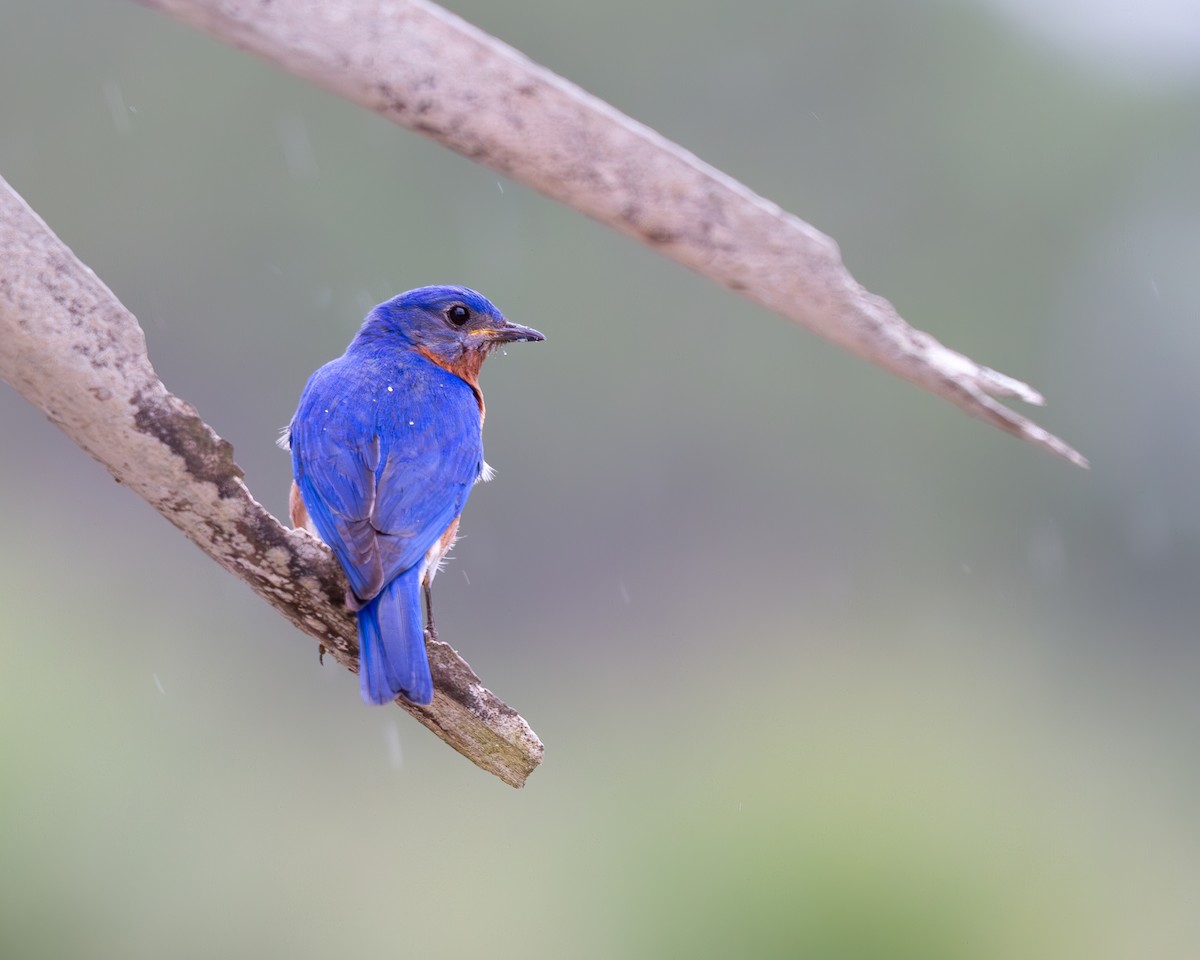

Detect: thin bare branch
[135,0,1086,467]
[0,175,544,788]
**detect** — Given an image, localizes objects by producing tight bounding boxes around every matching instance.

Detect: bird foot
[423,578,439,646]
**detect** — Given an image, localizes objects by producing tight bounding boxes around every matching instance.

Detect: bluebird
[282,286,543,705]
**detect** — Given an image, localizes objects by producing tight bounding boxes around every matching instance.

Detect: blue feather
[357,568,432,705]
[287,286,541,705]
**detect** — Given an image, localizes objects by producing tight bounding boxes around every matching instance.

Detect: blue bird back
[287,286,542,705]
[291,349,482,704]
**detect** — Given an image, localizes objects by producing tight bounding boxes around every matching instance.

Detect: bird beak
[473,319,545,343]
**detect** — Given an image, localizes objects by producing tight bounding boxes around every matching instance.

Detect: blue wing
[289,349,483,604]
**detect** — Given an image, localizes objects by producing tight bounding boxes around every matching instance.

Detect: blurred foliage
[2,0,1199,957]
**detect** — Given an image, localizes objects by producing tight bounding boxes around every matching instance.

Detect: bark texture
[136,0,1085,466]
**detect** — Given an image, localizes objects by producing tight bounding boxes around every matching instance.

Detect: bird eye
[446,304,470,327]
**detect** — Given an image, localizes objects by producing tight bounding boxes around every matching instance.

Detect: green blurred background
[3,1,1199,957]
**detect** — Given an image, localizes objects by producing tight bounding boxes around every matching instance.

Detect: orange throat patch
[417,345,488,420]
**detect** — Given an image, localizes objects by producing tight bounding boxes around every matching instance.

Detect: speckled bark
[0,176,543,788]
[135,0,1085,467]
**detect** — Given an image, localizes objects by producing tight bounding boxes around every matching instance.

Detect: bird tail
[356,568,433,706]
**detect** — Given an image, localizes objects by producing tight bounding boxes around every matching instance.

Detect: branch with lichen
[0,175,543,788]
[137,0,1085,467]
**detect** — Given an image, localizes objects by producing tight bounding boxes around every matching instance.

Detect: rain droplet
[102,78,132,134]
[277,110,319,179]
[384,721,403,769]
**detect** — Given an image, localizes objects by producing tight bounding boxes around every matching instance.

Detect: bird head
[355,286,543,376]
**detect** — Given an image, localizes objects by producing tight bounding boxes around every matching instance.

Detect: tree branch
[0,175,544,788]
[136,0,1086,467]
